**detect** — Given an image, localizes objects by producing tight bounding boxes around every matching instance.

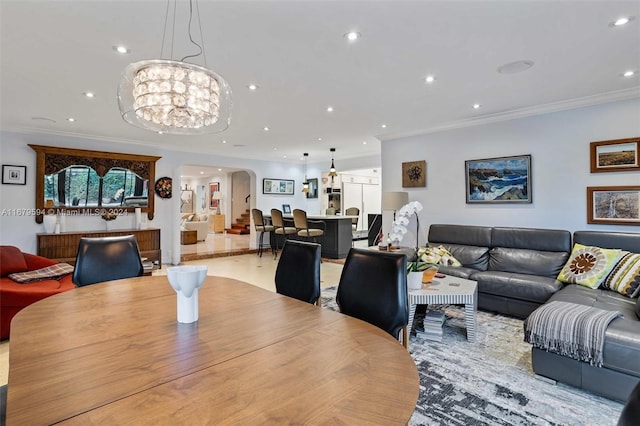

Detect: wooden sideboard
[37,228,161,267]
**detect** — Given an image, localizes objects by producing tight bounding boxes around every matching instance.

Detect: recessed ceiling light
[363,141,367,145]
[381,124,387,128]
[344,31,361,41]
[327,106,334,112]
[283,155,287,159]
[158,131,163,134]
[112,45,130,54]
[83,91,95,98]
[425,75,436,83]
[473,104,481,109]
[317,137,322,141]
[66,118,75,122]
[273,147,277,151]
[200,171,204,175]
[247,83,258,91]
[218,168,222,171]
[264,126,270,131]
[610,16,634,27]
[497,60,534,74]
[222,140,227,144]
[623,70,635,77]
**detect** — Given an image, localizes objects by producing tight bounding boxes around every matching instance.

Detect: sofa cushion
[472,270,564,304]
[489,247,569,278]
[0,246,28,276]
[557,244,622,289]
[491,227,571,253]
[603,252,640,298]
[436,265,479,280]
[430,243,489,271]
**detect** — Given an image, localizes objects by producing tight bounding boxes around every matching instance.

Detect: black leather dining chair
[618,381,640,426]
[252,208,275,258]
[336,248,409,347]
[72,235,144,287]
[275,240,321,305]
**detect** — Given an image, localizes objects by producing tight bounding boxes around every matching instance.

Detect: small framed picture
[2,165,27,185]
[590,137,639,173]
[587,186,640,226]
[282,204,292,214]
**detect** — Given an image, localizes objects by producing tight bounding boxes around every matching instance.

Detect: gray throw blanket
[524,301,622,367]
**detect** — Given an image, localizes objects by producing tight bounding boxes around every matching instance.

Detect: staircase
[226,210,251,235]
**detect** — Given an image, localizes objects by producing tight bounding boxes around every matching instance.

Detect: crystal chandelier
[302,153,309,193]
[117,0,231,135]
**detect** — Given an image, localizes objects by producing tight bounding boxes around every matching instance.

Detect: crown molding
[379,87,640,142]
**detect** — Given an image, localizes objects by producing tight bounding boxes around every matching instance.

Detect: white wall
[381,98,640,247]
[1,131,383,263]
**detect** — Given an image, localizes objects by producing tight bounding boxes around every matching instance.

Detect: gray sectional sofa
[426,224,640,401]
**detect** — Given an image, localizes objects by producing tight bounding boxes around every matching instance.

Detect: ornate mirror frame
[30,145,161,223]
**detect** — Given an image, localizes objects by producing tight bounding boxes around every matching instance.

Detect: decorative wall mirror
[30,145,161,223]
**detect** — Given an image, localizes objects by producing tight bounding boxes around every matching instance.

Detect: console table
[37,228,161,267]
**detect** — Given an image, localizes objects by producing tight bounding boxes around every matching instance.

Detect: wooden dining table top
[6,275,419,425]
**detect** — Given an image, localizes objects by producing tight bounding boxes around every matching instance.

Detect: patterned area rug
[320,286,623,426]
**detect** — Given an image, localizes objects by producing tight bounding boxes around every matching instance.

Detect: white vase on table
[167,265,208,323]
[407,272,423,290]
[43,215,57,234]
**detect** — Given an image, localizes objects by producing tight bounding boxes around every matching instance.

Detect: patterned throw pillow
[418,246,462,266]
[557,244,622,289]
[603,252,640,298]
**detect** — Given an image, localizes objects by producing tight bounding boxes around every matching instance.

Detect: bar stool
[345,206,360,246]
[293,209,325,244]
[252,209,275,258]
[270,208,297,258]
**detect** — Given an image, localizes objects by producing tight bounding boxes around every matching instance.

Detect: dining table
[6,275,419,425]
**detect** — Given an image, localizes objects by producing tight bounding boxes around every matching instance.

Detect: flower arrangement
[101,210,118,221]
[389,200,423,246]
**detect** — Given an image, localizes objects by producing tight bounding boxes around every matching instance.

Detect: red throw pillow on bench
[0,245,28,276]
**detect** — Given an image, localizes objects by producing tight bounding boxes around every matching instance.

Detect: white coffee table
[408,274,478,344]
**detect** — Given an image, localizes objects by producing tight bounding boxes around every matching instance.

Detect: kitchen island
[265,214,357,259]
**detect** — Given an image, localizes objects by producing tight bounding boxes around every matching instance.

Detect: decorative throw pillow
[8,263,74,284]
[603,252,640,298]
[0,245,28,276]
[557,244,622,289]
[418,246,462,266]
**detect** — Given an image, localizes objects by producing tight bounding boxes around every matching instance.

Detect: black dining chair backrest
[618,381,640,426]
[336,248,408,339]
[275,240,321,304]
[72,235,144,287]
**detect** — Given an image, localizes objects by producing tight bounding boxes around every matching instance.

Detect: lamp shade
[381,191,409,211]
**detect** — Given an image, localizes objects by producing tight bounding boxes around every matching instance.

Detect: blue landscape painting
[466,156,531,202]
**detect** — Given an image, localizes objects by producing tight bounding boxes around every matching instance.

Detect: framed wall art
[587,186,640,226]
[590,137,639,173]
[402,160,426,188]
[209,182,220,210]
[465,154,532,204]
[282,204,291,214]
[2,165,26,185]
[263,178,294,195]
[306,178,318,199]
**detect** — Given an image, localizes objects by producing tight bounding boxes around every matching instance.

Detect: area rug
[320,286,623,426]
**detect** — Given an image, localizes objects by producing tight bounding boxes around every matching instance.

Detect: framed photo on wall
[263,178,294,195]
[590,137,640,173]
[465,154,532,204]
[587,186,640,226]
[2,165,27,185]
[282,204,291,214]
[306,178,318,199]
[209,182,220,210]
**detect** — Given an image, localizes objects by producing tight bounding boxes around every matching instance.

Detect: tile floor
[0,235,367,387]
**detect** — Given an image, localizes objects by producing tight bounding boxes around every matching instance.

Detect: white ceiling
[1,1,639,165]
